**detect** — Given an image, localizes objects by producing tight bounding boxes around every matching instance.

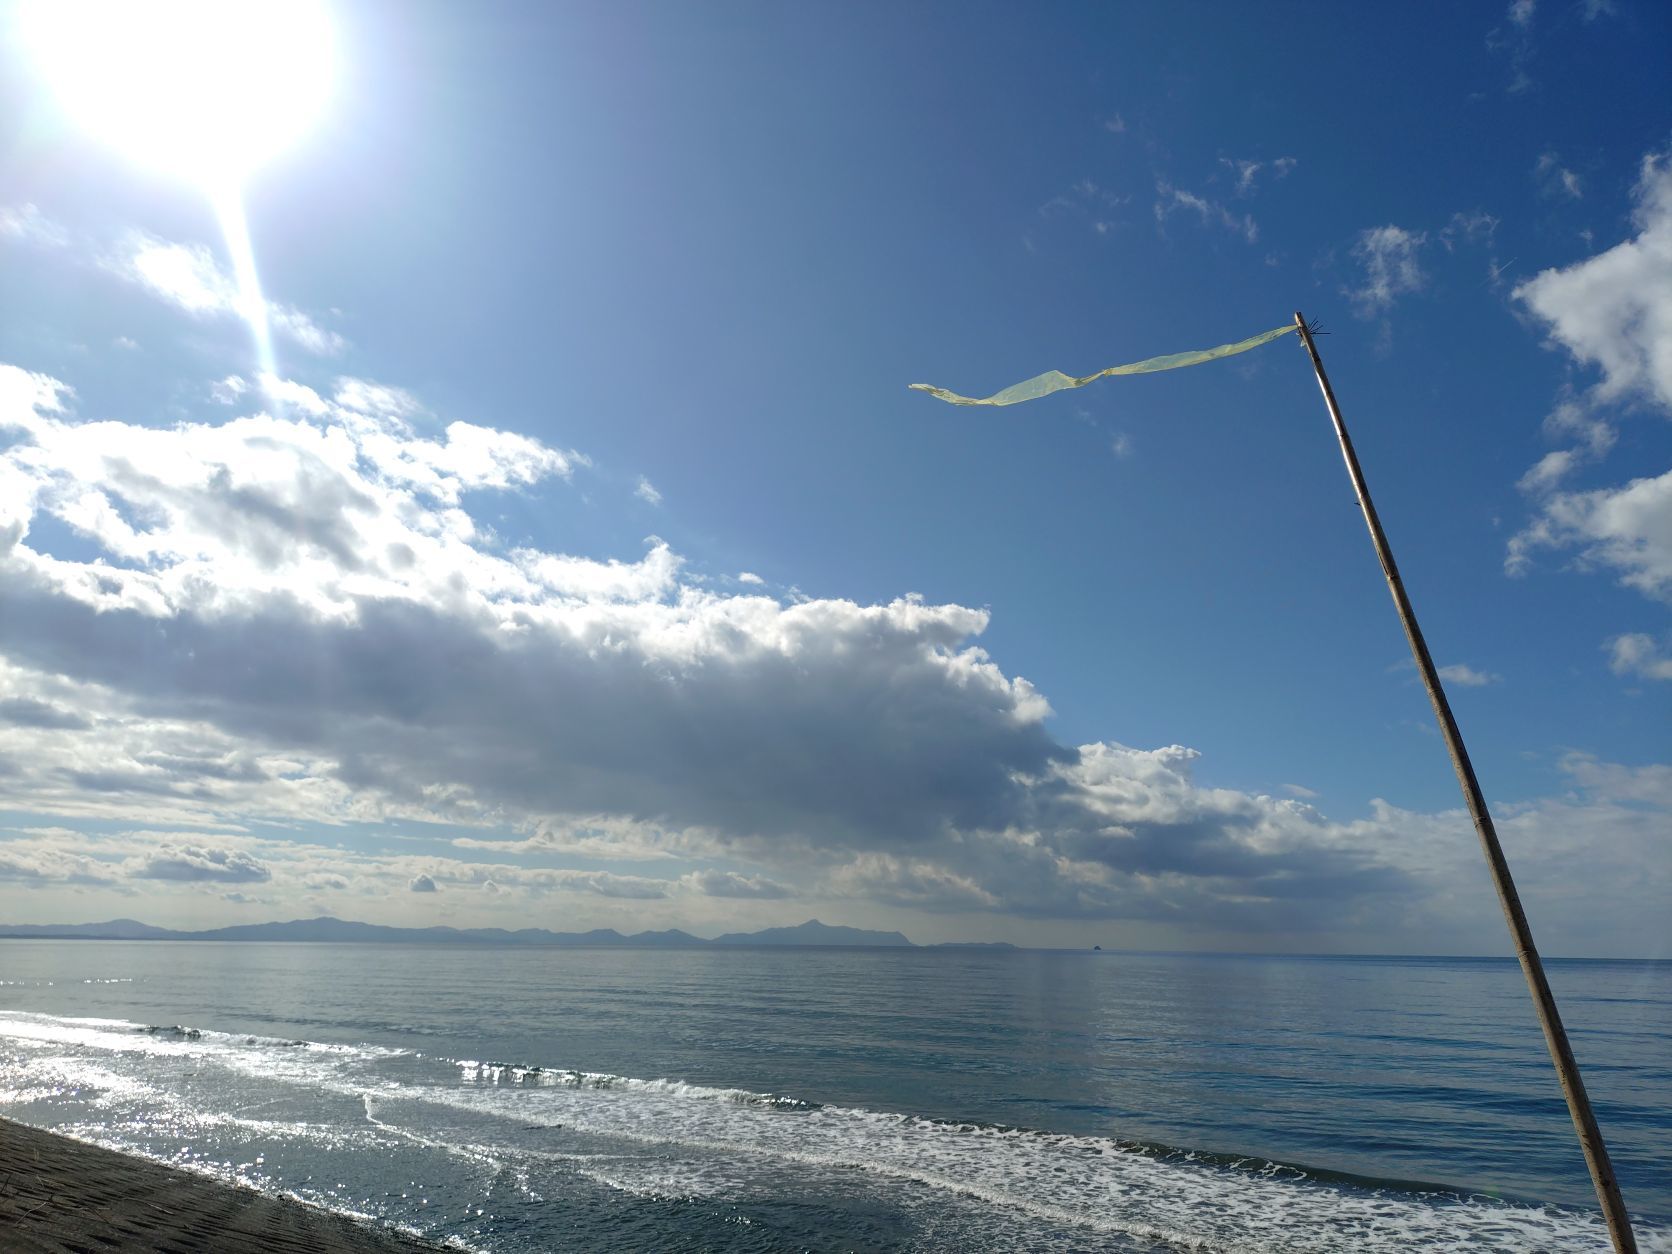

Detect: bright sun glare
[22,0,334,189]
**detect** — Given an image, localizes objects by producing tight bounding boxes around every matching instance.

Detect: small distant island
[0,915,1021,951]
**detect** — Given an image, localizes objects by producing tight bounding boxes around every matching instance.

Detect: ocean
[0,941,1667,1251]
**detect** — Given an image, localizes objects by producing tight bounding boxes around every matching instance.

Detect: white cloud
[1508,0,1535,26]
[634,476,662,506]
[97,232,347,356]
[1515,151,1672,411]
[737,572,764,586]
[1102,114,1125,134]
[1508,468,1672,596]
[1,357,1664,949]
[209,375,248,405]
[409,873,438,893]
[1516,399,1618,493]
[113,336,140,351]
[1559,753,1672,806]
[1606,633,1672,681]
[2,212,344,356]
[1436,664,1500,687]
[129,845,271,883]
[1518,449,1579,493]
[0,839,124,887]
[1347,226,1427,315]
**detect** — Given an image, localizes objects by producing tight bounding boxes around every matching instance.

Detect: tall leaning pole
[1291,311,1637,1254]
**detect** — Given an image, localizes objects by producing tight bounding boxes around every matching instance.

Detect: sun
[21,0,335,189]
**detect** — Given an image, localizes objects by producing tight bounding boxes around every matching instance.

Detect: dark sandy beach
[0,1118,441,1253]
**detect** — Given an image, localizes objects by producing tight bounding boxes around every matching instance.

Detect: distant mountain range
[0,915,1018,950]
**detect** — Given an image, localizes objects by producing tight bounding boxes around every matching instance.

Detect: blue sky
[1,1,1667,954]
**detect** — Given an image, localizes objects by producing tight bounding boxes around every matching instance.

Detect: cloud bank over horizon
[0,342,1664,954]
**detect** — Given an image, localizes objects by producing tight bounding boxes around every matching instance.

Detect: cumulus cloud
[409,873,438,893]
[130,845,271,883]
[0,839,123,887]
[1515,152,1672,412]
[1606,633,1672,681]
[1508,467,1672,597]
[1509,151,1672,609]
[0,356,1663,947]
[1347,226,1427,315]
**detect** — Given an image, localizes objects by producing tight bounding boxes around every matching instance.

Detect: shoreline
[0,1117,444,1254]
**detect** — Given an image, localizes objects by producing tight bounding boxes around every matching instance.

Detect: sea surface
[0,942,1667,1252]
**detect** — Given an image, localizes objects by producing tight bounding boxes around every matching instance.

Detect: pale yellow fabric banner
[909,323,1295,407]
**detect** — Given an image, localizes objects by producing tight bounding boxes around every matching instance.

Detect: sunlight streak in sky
[210,185,280,391]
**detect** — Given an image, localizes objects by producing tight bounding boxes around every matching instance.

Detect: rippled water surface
[1,942,1667,1250]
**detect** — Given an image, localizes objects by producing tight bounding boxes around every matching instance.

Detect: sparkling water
[1,941,1667,1251]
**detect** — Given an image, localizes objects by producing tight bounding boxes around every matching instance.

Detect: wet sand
[0,1118,442,1253]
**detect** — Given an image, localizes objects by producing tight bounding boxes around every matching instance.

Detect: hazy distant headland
[0,916,1019,950]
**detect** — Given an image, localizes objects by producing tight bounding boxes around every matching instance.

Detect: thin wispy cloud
[1535,152,1584,201]
[1218,156,1296,197]
[1437,664,1501,687]
[1439,211,1499,251]
[1154,179,1258,243]
[0,206,347,357]
[1487,0,1539,93]
[634,476,663,506]
[1346,225,1427,315]
[106,232,347,356]
[0,203,69,249]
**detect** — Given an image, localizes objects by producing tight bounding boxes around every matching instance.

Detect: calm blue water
[0,942,1667,1251]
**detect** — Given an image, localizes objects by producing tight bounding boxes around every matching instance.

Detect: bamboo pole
[1291,312,1636,1252]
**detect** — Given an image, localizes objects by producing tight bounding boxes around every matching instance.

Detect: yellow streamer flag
[909,323,1296,407]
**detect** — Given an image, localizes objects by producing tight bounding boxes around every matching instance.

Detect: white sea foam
[430,1073,1653,1253]
[2,1010,1666,1253]
[457,1060,812,1106]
